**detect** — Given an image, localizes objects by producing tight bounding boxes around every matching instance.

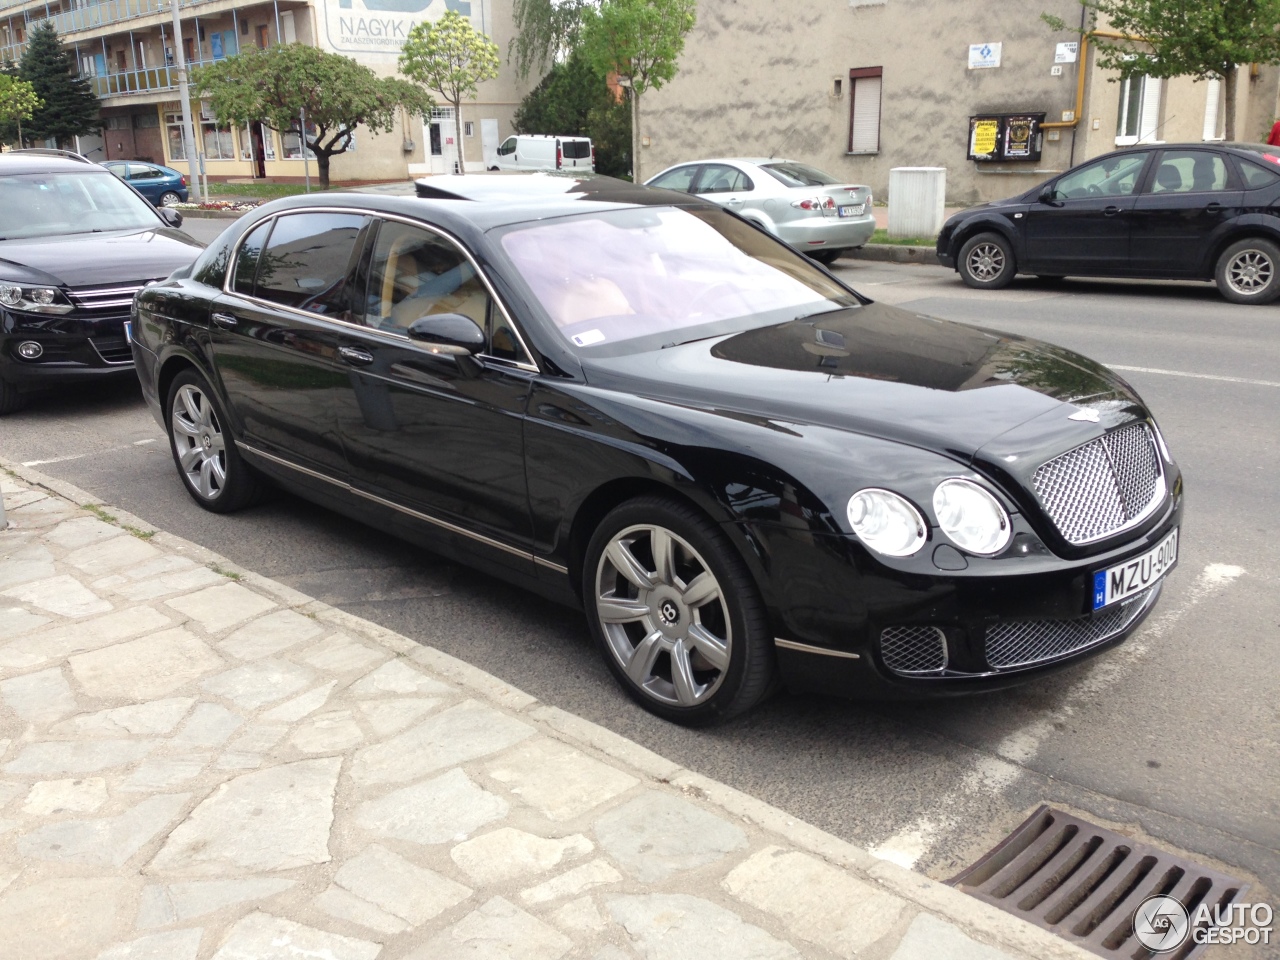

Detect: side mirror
[158,207,183,228]
[407,313,485,356]
[1038,186,1057,204]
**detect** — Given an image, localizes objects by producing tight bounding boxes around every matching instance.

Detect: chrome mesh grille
[880,626,947,675]
[1031,422,1162,544]
[985,585,1159,670]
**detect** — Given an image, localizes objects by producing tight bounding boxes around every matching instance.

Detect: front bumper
[752,489,1183,699]
[0,307,135,387]
[777,213,877,252]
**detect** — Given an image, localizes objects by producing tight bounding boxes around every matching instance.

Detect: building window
[848,67,882,154]
[166,111,235,161]
[1116,74,1162,145]
[464,121,474,137]
[281,122,318,160]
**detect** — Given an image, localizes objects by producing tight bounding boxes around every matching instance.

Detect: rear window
[760,162,841,187]
[1239,157,1280,189]
[562,140,591,159]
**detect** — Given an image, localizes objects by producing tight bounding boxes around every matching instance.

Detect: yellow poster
[971,119,999,157]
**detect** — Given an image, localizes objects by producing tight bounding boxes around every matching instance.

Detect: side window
[105,163,127,179]
[1149,151,1228,193]
[698,164,751,193]
[1238,157,1280,189]
[253,212,367,317]
[498,137,517,157]
[648,165,699,193]
[232,220,272,296]
[1050,153,1148,199]
[133,164,164,181]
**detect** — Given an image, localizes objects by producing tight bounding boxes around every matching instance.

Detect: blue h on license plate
[1092,528,1177,610]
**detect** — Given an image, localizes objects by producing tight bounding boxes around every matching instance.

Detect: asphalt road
[4,217,1277,919]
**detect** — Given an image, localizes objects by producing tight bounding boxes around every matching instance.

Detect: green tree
[193,44,432,190]
[580,0,696,182]
[16,23,99,147]
[509,0,591,79]
[400,10,500,175]
[513,51,631,177]
[0,74,41,146]
[1046,1,1280,140]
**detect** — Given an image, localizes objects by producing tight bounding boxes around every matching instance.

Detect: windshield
[497,206,858,355]
[760,162,842,187]
[0,171,161,240]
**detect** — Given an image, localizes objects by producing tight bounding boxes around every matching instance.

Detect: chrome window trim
[237,440,567,574]
[221,207,540,374]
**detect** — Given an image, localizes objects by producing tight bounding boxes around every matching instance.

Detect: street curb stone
[841,244,942,265]
[0,456,1099,960]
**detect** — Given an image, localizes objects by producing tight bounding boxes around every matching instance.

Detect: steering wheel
[1086,183,1103,197]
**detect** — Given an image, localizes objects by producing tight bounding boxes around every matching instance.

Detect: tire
[957,231,1016,289]
[582,495,775,726]
[166,369,262,513]
[808,249,841,265]
[159,191,182,207]
[1214,237,1280,304]
[0,378,25,415]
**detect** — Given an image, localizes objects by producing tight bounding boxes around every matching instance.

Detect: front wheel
[166,369,263,512]
[159,191,182,207]
[958,231,1016,289]
[0,378,25,415]
[1215,238,1280,304]
[583,495,775,726]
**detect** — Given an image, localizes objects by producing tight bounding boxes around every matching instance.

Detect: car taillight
[1264,153,1280,166]
[591,145,596,168]
[180,175,186,186]
[791,197,835,211]
[556,144,562,169]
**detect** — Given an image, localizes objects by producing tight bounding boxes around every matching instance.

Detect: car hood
[0,228,203,287]
[581,301,1141,463]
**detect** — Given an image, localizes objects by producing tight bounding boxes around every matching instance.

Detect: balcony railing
[81,54,220,98]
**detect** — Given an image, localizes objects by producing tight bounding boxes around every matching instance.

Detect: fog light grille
[880,625,947,674]
[985,585,1158,670]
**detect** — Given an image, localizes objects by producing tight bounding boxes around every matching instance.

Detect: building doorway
[426,107,457,175]
[249,121,267,178]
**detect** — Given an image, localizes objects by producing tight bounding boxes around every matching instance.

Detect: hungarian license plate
[1092,528,1177,610]
[838,204,865,217]
[123,320,132,343]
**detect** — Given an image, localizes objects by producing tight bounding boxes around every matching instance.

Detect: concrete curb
[1,456,1099,960]
[842,243,942,266]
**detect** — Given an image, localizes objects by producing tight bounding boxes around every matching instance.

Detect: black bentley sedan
[0,151,201,414]
[133,174,1183,725]
[937,142,1280,304]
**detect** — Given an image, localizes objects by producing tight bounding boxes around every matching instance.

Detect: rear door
[647,164,701,193]
[1129,149,1242,277]
[209,211,370,478]
[1021,151,1152,275]
[128,163,166,204]
[694,163,754,214]
[559,138,593,170]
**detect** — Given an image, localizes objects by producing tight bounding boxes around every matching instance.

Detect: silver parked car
[645,158,875,263]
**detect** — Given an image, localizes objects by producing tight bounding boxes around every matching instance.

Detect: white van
[492,135,594,173]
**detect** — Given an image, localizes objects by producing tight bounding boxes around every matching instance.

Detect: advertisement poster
[1004,117,1034,158]
[969,118,999,160]
[323,0,487,61]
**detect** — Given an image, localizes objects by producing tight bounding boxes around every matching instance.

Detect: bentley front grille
[985,584,1159,670]
[1032,422,1163,545]
[880,625,947,675]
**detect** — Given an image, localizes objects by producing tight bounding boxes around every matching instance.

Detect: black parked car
[0,150,202,414]
[938,142,1280,304]
[133,174,1182,725]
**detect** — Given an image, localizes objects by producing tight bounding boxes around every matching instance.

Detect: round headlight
[31,287,56,305]
[0,284,21,307]
[847,488,927,557]
[932,479,1011,556]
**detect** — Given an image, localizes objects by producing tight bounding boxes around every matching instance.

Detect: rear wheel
[159,191,182,207]
[808,249,841,265]
[1215,238,1280,304]
[0,378,25,415]
[958,231,1016,289]
[583,495,775,726]
[166,369,263,512]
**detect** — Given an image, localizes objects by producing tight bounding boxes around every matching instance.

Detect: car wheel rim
[1226,249,1273,295]
[595,523,732,707]
[171,384,227,501]
[967,242,1006,281]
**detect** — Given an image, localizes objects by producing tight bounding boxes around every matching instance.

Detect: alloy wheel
[171,383,227,501]
[594,523,732,707]
[1225,248,1274,296]
[966,242,1006,282]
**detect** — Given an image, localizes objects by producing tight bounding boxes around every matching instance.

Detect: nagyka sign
[323,0,487,60]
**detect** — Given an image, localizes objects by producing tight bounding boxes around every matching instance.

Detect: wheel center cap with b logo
[658,599,680,626]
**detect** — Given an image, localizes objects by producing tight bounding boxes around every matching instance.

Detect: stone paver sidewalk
[0,467,1094,960]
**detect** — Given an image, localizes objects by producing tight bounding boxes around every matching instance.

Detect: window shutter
[1202,76,1222,140]
[1138,76,1162,141]
[851,75,882,153]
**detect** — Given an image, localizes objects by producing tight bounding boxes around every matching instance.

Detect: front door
[1129,149,1242,277]
[331,216,535,569]
[250,122,267,179]
[1021,151,1152,275]
[209,211,370,478]
[427,108,456,175]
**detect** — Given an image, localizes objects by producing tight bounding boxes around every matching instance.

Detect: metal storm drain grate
[949,806,1249,959]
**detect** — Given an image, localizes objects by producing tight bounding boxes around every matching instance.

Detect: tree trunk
[315,150,331,191]
[1223,64,1237,142]
[630,86,640,182]
[453,98,465,174]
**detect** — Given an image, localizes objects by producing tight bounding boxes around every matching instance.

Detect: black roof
[0,152,113,176]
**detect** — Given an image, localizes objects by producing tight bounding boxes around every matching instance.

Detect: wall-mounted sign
[968,113,1046,162]
[1055,41,1078,63]
[968,42,1002,69]
[322,0,485,62]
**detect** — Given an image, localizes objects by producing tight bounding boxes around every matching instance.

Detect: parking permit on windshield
[572,329,605,347]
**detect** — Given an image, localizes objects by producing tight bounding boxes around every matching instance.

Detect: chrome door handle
[1103,205,1122,216]
[1205,201,1222,210]
[339,345,374,366]
[725,198,744,206]
[211,312,238,328]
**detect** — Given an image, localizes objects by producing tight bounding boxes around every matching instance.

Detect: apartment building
[0,0,530,182]
[642,0,1280,204]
